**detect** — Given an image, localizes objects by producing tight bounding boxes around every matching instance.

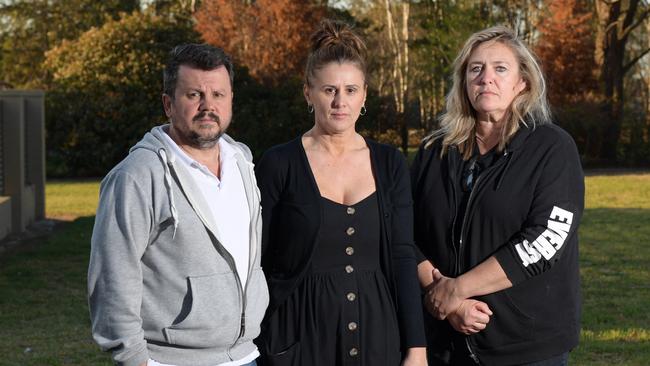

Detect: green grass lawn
[0,180,109,366]
[570,173,650,365]
[0,174,649,365]
[45,180,101,219]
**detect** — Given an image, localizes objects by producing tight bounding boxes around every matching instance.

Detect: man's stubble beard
[186,111,231,149]
[187,129,223,149]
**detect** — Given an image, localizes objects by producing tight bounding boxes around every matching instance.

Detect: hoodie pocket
[475,290,535,349]
[163,273,240,348]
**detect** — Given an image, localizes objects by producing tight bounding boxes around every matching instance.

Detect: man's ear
[162,94,173,117]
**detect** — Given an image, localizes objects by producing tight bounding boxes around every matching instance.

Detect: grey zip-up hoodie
[88,125,269,366]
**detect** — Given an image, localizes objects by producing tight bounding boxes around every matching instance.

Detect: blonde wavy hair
[427,26,551,158]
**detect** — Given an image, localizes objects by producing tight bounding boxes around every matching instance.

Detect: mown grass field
[0,174,648,365]
[0,180,109,366]
[570,174,650,365]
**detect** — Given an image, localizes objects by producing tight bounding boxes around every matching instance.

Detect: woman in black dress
[255,19,427,366]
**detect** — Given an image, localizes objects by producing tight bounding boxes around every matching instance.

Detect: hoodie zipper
[448,150,461,276]
[455,150,509,363]
[465,337,480,364]
[228,160,261,358]
[240,162,260,339]
[456,171,483,273]
[456,150,508,274]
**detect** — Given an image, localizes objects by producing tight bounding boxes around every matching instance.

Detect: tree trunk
[383,0,410,153]
[399,2,409,154]
[600,28,626,162]
[595,0,646,163]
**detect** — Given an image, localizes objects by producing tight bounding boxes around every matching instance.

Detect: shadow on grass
[0,216,112,366]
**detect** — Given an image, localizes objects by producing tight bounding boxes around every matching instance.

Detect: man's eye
[347,88,357,94]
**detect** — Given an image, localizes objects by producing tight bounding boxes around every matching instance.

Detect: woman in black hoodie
[412,26,584,366]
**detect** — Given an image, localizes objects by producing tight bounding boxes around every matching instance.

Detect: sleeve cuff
[414,245,427,264]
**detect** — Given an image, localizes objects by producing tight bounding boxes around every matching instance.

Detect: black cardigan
[411,123,584,365]
[255,136,426,349]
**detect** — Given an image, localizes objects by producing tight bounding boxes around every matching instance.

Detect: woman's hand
[401,347,427,366]
[447,299,492,335]
[424,269,464,320]
[424,256,513,320]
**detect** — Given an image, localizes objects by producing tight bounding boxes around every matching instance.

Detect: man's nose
[200,95,218,111]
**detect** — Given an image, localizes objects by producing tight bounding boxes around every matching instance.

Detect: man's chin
[190,131,223,149]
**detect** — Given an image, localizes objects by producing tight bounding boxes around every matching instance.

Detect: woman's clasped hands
[424,269,493,335]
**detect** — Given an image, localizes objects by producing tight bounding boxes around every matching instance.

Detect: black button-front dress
[263,192,401,366]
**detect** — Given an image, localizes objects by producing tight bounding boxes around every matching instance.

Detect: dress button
[345,246,354,255]
[347,207,355,215]
[349,348,359,357]
[346,227,355,236]
[345,265,354,273]
[346,292,356,301]
[348,322,358,331]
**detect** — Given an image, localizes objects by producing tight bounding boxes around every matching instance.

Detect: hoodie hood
[504,122,536,152]
[128,124,254,238]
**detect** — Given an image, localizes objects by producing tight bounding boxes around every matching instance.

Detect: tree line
[0,0,648,177]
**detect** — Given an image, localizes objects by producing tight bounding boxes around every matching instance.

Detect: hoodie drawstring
[158,149,179,238]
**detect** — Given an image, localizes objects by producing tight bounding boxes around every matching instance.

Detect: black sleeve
[494,133,585,285]
[410,142,429,264]
[254,148,286,256]
[390,150,427,348]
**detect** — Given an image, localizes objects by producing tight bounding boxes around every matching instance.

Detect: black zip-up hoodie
[411,123,584,365]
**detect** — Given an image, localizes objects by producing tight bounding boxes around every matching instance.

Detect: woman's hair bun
[305,19,367,85]
[310,19,366,56]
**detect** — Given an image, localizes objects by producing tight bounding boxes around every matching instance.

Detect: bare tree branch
[621,7,649,39]
[623,47,650,74]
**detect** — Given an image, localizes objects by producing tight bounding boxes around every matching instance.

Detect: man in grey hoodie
[88,44,269,366]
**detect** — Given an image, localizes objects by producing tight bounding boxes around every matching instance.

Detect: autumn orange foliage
[536,0,598,105]
[195,0,326,84]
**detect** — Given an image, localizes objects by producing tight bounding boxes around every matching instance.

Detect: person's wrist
[405,346,427,357]
[454,275,470,300]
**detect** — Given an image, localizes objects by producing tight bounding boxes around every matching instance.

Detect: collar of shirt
[162,132,238,185]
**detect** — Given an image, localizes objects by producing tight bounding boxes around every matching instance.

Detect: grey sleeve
[87,170,152,366]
